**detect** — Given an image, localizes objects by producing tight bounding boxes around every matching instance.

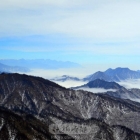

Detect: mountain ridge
[0,73,140,139]
[72,79,140,103]
[0,59,81,69]
[0,62,30,73]
[84,67,140,82]
[73,79,123,89]
[51,67,140,83]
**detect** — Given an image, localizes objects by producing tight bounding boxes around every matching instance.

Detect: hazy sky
[0,0,140,69]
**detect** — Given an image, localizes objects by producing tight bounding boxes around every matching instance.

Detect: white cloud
[0,0,140,56]
[53,80,87,88]
[118,79,140,89]
[20,68,140,90]
[20,68,88,88]
[0,0,84,9]
[23,67,94,79]
[75,87,117,93]
[52,3,140,40]
[0,0,140,40]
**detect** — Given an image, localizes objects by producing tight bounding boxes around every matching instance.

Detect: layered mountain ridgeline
[1,107,140,140]
[83,67,140,82]
[106,88,140,102]
[0,63,30,73]
[0,73,140,139]
[0,59,81,69]
[73,79,140,103]
[51,67,140,83]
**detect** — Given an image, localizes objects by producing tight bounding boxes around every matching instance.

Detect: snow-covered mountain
[0,73,140,139]
[84,67,140,82]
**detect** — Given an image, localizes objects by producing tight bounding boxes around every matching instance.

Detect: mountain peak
[76,79,123,89]
[115,67,130,71]
[0,73,65,89]
[85,67,140,82]
[84,71,112,81]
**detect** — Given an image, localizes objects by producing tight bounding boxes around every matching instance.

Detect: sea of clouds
[118,79,140,89]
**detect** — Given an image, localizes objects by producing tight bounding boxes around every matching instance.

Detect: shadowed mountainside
[73,79,124,89]
[0,73,140,139]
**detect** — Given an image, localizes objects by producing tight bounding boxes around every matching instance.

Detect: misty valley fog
[117,79,140,89]
[23,68,140,90]
[75,87,117,93]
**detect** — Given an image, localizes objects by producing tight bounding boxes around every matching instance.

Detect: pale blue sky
[0,0,140,69]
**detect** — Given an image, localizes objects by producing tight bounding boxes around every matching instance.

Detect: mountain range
[0,63,30,73]
[72,79,140,103]
[73,79,124,89]
[84,67,140,82]
[0,73,140,139]
[52,67,140,83]
[0,59,81,69]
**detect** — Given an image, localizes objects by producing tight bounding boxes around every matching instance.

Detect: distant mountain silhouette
[0,63,30,73]
[0,59,81,69]
[84,67,140,82]
[74,79,123,90]
[51,75,81,82]
[83,71,112,81]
